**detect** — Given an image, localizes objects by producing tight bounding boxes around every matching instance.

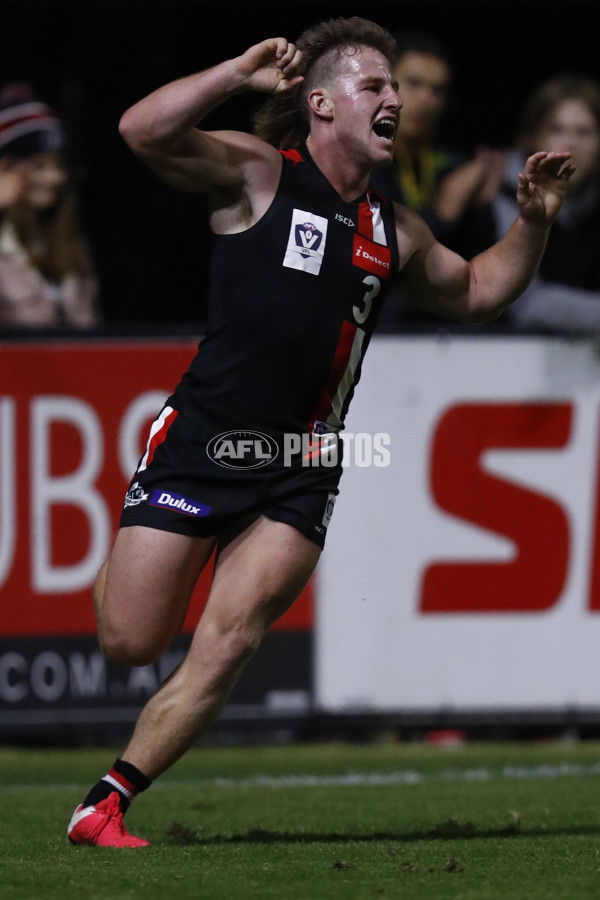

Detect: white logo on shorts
[124,481,149,507]
[322,492,336,528]
[206,431,279,469]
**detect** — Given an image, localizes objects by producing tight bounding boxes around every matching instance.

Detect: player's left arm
[395,151,575,322]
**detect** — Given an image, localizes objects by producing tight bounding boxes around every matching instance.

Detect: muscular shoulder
[207,131,284,233]
[204,129,280,165]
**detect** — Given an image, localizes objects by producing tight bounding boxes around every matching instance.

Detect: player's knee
[226,626,261,666]
[99,632,164,667]
[213,616,266,678]
[193,619,258,690]
[222,590,297,665]
[98,619,167,667]
[94,564,173,666]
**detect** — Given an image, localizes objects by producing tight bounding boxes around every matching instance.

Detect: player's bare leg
[118,515,320,778]
[96,525,218,666]
[69,516,320,845]
[68,524,219,847]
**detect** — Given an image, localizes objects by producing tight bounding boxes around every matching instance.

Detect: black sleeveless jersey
[169,144,400,440]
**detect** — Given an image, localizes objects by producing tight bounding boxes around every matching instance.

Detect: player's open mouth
[373,117,397,143]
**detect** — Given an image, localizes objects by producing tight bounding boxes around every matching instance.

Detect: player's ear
[307,88,334,122]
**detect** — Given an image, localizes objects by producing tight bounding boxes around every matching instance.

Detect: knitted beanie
[0,83,65,158]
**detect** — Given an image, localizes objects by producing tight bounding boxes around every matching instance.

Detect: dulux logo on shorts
[149,490,211,517]
[207,430,279,469]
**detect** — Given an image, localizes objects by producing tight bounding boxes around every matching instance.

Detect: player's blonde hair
[254,16,396,149]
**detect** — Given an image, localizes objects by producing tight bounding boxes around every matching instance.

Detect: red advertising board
[0,340,313,638]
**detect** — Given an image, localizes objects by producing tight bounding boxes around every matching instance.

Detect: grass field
[2,738,600,899]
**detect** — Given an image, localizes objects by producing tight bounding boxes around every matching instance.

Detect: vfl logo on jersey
[296,221,323,252]
[283,209,328,276]
[352,234,392,279]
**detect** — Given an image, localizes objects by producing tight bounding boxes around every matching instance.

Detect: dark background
[3,0,598,329]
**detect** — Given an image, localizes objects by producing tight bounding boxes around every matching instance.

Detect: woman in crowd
[495,74,600,334]
[0,83,100,330]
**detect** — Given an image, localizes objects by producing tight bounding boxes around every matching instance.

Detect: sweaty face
[531,98,600,188]
[325,45,401,166]
[393,51,451,145]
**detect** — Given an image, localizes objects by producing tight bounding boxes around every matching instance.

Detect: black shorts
[119,406,342,549]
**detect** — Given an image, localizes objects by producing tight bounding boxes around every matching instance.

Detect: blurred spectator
[370,31,505,331]
[493,74,600,335]
[0,83,101,331]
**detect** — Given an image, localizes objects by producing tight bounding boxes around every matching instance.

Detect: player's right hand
[234,38,305,94]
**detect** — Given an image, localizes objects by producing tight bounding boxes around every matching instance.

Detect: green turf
[2,739,600,899]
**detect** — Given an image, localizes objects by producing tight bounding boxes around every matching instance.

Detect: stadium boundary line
[4,761,600,793]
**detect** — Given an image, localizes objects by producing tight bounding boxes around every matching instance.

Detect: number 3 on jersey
[353,275,381,325]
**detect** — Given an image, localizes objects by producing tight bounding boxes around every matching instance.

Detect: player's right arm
[118,38,304,203]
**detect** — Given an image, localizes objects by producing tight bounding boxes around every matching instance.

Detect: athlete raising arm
[67,18,573,848]
[118,30,573,319]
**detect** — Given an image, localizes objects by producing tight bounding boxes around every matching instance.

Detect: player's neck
[306,135,370,203]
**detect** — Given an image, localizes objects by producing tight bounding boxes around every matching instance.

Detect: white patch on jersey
[322,492,336,528]
[283,209,328,276]
[368,195,387,245]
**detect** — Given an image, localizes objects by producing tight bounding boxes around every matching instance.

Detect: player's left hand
[517,151,575,225]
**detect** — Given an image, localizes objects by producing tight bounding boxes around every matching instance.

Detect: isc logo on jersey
[283,209,328,276]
